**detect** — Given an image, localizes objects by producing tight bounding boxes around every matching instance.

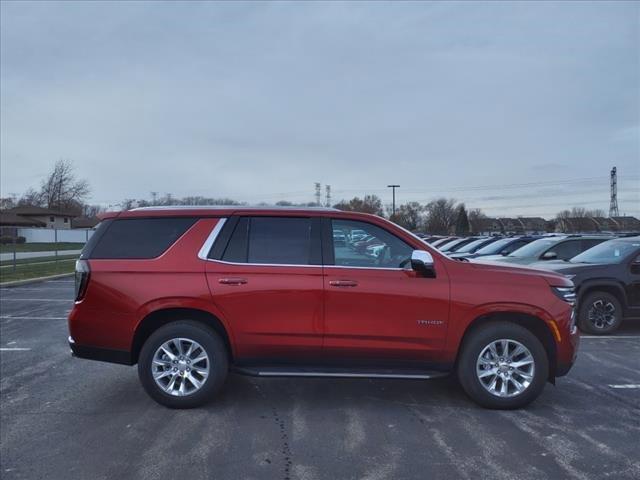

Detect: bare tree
[556,207,607,219]
[39,160,90,212]
[424,198,457,235]
[468,208,487,233]
[333,195,384,216]
[0,195,17,209]
[389,202,424,230]
[17,188,43,207]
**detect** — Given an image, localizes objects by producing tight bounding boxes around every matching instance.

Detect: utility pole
[314,183,321,206]
[325,185,331,207]
[151,191,158,206]
[609,167,619,217]
[387,184,400,217]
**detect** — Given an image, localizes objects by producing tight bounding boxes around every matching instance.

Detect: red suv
[68,207,579,409]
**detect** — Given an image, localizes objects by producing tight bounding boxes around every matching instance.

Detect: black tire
[138,321,228,409]
[578,291,623,335]
[457,322,549,409]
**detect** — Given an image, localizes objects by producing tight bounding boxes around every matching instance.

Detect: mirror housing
[411,250,436,277]
[542,251,557,260]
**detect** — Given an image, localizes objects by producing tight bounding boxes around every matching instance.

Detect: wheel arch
[578,281,627,309]
[131,307,234,365]
[457,312,558,381]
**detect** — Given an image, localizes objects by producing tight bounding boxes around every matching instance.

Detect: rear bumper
[69,336,133,365]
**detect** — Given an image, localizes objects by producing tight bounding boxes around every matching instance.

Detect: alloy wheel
[587,299,617,330]
[476,339,535,398]
[151,338,210,396]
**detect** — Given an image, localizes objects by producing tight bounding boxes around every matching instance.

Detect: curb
[0,273,74,288]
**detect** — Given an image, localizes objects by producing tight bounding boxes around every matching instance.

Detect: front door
[323,218,450,365]
[205,216,324,362]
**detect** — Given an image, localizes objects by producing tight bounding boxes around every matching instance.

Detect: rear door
[205,216,324,362]
[322,218,450,365]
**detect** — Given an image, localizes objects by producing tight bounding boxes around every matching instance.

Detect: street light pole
[387,184,400,217]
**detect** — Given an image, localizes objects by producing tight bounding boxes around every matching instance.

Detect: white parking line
[581,336,640,339]
[608,384,640,389]
[0,316,67,320]
[0,348,31,351]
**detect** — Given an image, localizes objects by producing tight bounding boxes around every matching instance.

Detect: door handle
[329,280,358,287]
[218,277,248,285]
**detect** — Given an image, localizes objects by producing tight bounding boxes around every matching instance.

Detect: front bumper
[555,312,580,377]
[69,336,133,365]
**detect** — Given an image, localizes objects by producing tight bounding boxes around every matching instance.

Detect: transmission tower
[609,167,619,217]
[314,183,321,206]
[325,185,331,207]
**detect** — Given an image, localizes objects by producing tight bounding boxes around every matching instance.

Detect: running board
[232,365,450,380]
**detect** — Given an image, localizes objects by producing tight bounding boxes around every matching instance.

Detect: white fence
[17,228,94,243]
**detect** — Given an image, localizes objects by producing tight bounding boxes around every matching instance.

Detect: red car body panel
[69,208,579,376]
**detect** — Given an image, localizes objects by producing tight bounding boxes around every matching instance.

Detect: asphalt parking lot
[1,279,639,480]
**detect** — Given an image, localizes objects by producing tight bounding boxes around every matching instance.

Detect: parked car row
[414,232,640,335]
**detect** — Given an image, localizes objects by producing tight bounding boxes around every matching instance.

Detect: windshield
[475,238,514,255]
[455,238,490,253]
[507,239,558,258]
[570,240,640,264]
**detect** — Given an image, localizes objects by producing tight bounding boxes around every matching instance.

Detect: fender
[445,301,559,357]
[134,295,237,354]
[576,279,627,308]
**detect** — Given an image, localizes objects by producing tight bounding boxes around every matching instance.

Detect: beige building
[1,207,78,229]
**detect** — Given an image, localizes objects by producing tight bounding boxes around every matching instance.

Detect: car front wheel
[457,322,549,409]
[578,291,623,335]
[138,321,228,408]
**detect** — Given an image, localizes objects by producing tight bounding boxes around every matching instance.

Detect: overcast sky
[1,1,639,217]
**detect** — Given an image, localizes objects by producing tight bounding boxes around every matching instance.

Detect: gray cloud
[1,1,638,216]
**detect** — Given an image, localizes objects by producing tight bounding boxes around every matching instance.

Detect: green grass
[0,242,84,253]
[0,254,79,268]
[0,259,76,283]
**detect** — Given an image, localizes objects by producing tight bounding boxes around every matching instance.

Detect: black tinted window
[502,240,526,255]
[90,218,197,259]
[247,217,312,265]
[547,240,582,260]
[222,217,249,262]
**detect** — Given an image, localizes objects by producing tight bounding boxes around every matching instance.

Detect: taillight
[75,260,90,301]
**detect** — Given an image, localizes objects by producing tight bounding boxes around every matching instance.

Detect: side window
[221,217,248,263]
[241,217,312,265]
[90,217,197,259]
[548,240,582,260]
[582,239,603,250]
[503,240,525,255]
[331,219,413,269]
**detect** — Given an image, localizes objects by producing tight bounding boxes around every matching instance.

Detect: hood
[472,255,529,265]
[467,260,573,287]
[527,261,610,276]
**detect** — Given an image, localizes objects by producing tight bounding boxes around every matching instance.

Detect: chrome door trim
[197,218,227,260]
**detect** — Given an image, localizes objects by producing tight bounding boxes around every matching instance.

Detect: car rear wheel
[138,321,228,408]
[457,322,549,409]
[578,291,623,335]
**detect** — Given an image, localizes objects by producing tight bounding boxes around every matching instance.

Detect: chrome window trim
[198,217,415,271]
[204,257,407,271]
[197,218,227,260]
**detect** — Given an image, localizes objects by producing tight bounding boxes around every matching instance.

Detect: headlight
[564,274,576,280]
[551,286,576,306]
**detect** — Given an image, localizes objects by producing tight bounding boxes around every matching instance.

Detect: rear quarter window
[89,217,198,259]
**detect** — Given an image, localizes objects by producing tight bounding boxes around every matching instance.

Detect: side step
[232,365,450,380]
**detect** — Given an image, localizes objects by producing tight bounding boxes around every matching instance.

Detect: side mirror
[411,250,436,278]
[542,251,557,260]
